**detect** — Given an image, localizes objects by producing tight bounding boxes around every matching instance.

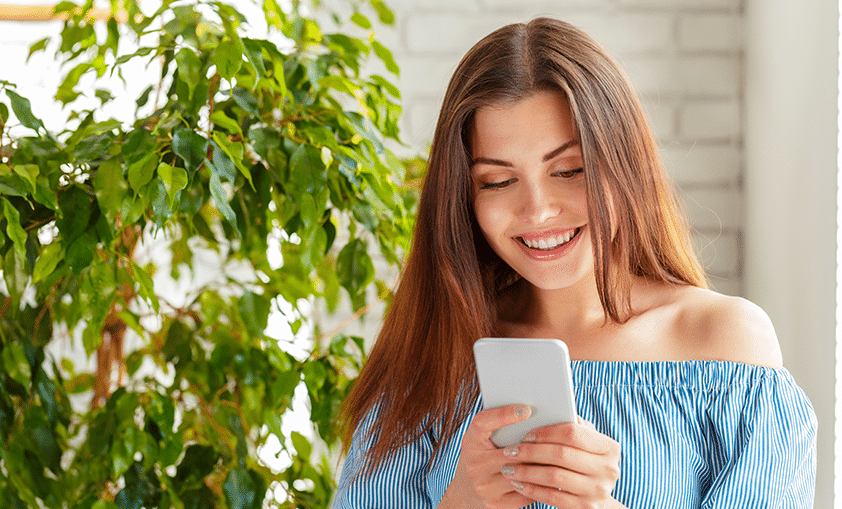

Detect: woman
[334,17,816,508]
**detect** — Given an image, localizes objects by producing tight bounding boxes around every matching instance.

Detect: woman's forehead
[470,92,578,161]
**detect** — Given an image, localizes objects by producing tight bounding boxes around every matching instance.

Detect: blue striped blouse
[334,361,817,508]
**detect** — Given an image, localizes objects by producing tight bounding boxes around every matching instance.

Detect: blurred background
[1,0,836,506]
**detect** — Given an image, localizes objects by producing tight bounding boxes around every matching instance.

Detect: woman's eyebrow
[541,139,579,162]
[471,139,579,168]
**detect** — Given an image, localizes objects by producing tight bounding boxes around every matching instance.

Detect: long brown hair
[339,17,705,472]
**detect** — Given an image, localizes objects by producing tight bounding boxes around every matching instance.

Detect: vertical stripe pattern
[334,361,817,508]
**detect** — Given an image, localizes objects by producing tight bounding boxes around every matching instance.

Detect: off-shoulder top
[334,361,817,508]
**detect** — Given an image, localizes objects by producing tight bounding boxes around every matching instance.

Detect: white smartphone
[473,338,577,448]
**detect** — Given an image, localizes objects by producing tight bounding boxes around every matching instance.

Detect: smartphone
[473,338,577,448]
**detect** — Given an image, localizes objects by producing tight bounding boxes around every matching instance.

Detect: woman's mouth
[518,227,583,251]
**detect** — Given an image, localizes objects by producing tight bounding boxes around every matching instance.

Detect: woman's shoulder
[663,285,783,368]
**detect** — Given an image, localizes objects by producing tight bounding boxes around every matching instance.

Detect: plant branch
[24,215,55,232]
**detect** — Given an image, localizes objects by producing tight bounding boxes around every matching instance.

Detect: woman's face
[470,91,594,290]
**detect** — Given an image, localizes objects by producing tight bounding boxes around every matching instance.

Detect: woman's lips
[516,226,584,258]
[518,226,582,250]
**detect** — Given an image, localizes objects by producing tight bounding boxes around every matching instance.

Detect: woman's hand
[439,407,624,509]
[503,417,623,508]
[439,404,536,509]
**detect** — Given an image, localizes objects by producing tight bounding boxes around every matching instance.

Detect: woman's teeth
[521,228,580,250]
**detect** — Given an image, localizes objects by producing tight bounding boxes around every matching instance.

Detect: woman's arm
[334,404,436,509]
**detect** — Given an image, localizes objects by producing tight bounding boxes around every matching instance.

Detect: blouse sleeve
[332,403,435,509]
[701,368,817,509]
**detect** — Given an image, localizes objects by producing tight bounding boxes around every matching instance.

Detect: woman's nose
[518,182,561,224]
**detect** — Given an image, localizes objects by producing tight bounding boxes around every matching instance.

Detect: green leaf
[342,112,385,153]
[157,162,188,208]
[209,172,236,226]
[371,74,400,98]
[122,128,157,159]
[12,164,38,194]
[336,239,375,300]
[223,468,258,509]
[319,75,357,95]
[231,87,259,117]
[31,424,61,474]
[94,159,129,225]
[113,46,155,65]
[3,247,27,300]
[114,462,161,509]
[3,198,28,263]
[2,342,31,387]
[212,132,253,190]
[57,186,92,245]
[212,37,244,81]
[350,12,372,29]
[136,85,153,109]
[241,38,267,80]
[118,310,145,341]
[150,179,174,227]
[210,141,237,184]
[172,129,208,176]
[370,0,395,25]
[174,445,218,485]
[55,62,89,105]
[27,37,50,60]
[0,176,29,198]
[131,260,159,312]
[290,431,312,460]
[5,89,44,132]
[65,230,97,275]
[35,371,59,424]
[298,193,317,230]
[238,292,271,334]
[175,47,203,97]
[210,110,243,137]
[371,39,399,76]
[75,134,112,160]
[33,176,59,210]
[32,242,63,284]
[128,153,157,191]
[289,143,327,195]
[81,324,102,357]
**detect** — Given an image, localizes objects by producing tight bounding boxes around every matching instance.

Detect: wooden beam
[0,4,127,22]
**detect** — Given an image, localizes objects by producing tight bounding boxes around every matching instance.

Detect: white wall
[744,0,837,506]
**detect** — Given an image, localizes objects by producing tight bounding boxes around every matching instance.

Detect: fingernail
[511,480,525,490]
[501,465,515,476]
[515,405,531,418]
[522,432,536,442]
[503,445,519,457]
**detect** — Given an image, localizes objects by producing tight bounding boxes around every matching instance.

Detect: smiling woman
[335,16,816,509]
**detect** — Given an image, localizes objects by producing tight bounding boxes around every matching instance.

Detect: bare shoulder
[669,286,783,368]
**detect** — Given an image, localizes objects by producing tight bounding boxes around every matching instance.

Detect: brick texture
[679,14,742,52]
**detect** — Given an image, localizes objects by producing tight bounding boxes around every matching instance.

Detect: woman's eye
[555,168,584,179]
[479,179,515,190]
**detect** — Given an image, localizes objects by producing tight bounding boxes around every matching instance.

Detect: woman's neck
[499,272,611,335]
